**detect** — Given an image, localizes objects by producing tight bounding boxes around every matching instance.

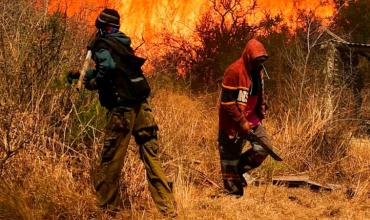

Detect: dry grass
[0,89,369,220]
[172,186,369,220]
[0,1,369,219]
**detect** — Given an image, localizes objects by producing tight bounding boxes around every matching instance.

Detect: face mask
[252,57,267,71]
[98,28,106,36]
[98,27,119,37]
[252,63,263,71]
[109,27,119,34]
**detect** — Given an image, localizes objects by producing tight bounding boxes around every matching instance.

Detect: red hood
[219,39,268,137]
[241,39,268,72]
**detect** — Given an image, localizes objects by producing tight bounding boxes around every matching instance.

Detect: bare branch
[134,32,146,52]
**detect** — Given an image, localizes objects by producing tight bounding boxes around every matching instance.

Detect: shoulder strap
[100,37,134,56]
[99,37,146,67]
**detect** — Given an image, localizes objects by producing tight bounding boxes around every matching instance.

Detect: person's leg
[93,106,135,210]
[218,130,245,196]
[238,125,269,174]
[133,102,176,216]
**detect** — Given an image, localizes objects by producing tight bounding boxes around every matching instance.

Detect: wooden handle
[76,50,92,90]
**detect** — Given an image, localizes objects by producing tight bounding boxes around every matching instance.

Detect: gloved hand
[258,104,268,119]
[83,75,97,90]
[83,69,98,90]
[240,120,252,134]
[66,70,80,84]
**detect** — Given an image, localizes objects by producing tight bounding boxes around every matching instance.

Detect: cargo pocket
[102,108,133,163]
[107,107,132,132]
[134,102,158,132]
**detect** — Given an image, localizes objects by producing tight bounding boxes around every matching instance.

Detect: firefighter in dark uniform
[70,9,176,216]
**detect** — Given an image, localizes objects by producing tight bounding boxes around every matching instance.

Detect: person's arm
[84,48,116,90]
[83,69,98,90]
[94,48,116,82]
[220,74,251,132]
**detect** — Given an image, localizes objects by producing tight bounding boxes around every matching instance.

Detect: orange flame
[118,0,336,38]
[48,0,336,74]
[49,0,336,40]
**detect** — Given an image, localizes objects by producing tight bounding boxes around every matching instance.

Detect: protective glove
[81,69,98,90]
[240,120,252,134]
[258,104,268,119]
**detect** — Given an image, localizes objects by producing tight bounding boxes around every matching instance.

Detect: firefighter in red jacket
[218,39,272,196]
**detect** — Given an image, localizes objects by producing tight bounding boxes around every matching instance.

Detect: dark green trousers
[93,101,176,215]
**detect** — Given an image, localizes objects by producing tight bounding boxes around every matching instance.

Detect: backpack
[91,35,151,104]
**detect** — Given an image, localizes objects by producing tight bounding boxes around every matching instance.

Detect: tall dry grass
[0,1,369,219]
[0,88,369,219]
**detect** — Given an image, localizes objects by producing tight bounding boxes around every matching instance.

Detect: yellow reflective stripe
[222,83,249,91]
[222,83,238,90]
[221,102,236,105]
[221,102,248,106]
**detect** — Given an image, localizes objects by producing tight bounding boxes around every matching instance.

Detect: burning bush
[0,0,369,219]
[150,0,370,182]
[152,0,281,92]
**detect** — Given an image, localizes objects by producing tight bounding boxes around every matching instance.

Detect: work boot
[242,173,256,185]
[240,172,247,187]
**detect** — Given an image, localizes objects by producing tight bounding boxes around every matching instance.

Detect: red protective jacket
[219,39,268,138]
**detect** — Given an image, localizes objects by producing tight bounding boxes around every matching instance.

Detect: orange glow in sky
[49,0,336,39]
